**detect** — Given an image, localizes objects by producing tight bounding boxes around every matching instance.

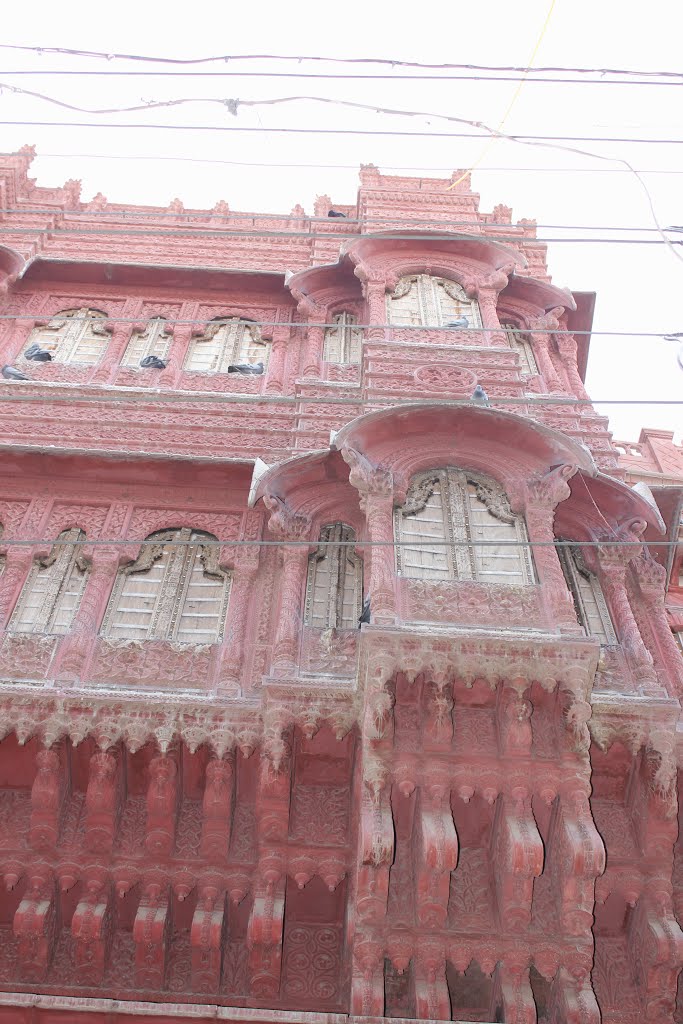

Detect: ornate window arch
[24,308,109,365]
[185,317,269,373]
[102,528,231,643]
[386,274,482,328]
[304,522,363,628]
[556,542,617,644]
[501,320,538,376]
[395,469,535,584]
[323,312,362,364]
[9,528,88,633]
[121,317,172,367]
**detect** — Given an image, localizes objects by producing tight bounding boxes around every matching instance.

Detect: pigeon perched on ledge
[445,317,470,328]
[2,365,30,381]
[358,595,371,627]
[24,343,52,362]
[227,362,264,375]
[471,384,489,404]
[327,209,346,218]
[140,355,167,369]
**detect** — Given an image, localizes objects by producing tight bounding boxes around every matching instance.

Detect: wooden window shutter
[102,528,230,643]
[10,528,88,634]
[305,523,362,628]
[387,275,481,328]
[323,313,362,364]
[122,317,172,367]
[557,543,617,644]
[25,308,109,365]
[185,318,269,373]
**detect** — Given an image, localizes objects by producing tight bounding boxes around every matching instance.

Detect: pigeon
[24,343,52,362]
[140,355,167,369]
[2,365,30,381]
[471,384,489,404]
[358,595,371,627]
[445,317,469,328]
[327,209,346,218]
[227,362,264,375]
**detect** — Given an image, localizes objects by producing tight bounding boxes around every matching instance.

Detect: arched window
[121,317,172,367]
[386,275,482,329]
[185,318,269,373]
[102,528,231,643]
[557,542,617,644]
[501,321,538,376]
[24,308,109,365]
[305,523,363,628]
[323,313,362,364]
[9,528,88,633]
[395,469,535,584]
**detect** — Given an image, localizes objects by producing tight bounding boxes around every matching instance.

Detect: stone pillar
[598,533,660,692]
[0,547,34,628]
[264,326,289,395]
[53,549,120,681]
[524,464,584,633]
[528,308,566,394]
[363,277,388,341]
[217,559,258,691]
[341,446,396,625]
[629,554,683,696]
[300,301,326,378]
[160,324,195,388]
[556,333,591,403]
[263,494,311,675]
[90,323,130,384]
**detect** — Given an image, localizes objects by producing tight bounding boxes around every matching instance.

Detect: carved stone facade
[0,149,680,1023]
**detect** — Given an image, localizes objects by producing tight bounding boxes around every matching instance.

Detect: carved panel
[281,923,343,1007]
[403,579,544,627]
[88,638,217,688]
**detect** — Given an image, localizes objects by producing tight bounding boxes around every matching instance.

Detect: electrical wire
[7,153,682,174]
[2,70,683,87]
[1,46,681,77]
[2,119,682,145]
[0,538,678,549]
[0,226,680,245]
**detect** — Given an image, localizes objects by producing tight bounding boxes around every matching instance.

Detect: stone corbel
[626,885,683,1021]
[133,881,172,989]
[71,874,114,984]
[256,750,292,843]
[13,872,58,982]
[350,937,385,1015]
[247,860,286,997]
[496,680,533,756]
[200,755,235,860]
[29,746,67,851]
[423,680,454,748]
[545,787,605,935]
[357,779,394,923]
[190,883,226,993]
[489,788,544,929]
[546,966,601,1024]
[85,747,123,853]
[414,940,449,1020]
[145,753,179,857]
[414,780,459,928]
[490,958,536,1024]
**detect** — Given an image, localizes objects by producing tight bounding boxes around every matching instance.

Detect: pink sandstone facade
[0,146,680,1024]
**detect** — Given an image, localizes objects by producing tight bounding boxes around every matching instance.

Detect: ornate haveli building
[0,146,681,1024]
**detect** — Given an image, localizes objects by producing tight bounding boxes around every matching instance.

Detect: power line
[9,152,682,174]
[0,206,673,233]
[0,538,678,550]
[2,120,682,145]
[0,225,679,245]
[1,46,680,78]
[0,316,680,338]
[3,70,682,87]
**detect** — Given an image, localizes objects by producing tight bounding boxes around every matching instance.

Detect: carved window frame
[24,308,110,365]
[557,542,618,645]
[101,528,232,643]
[323,312,363,365]
[304,522,363,629]
[395,468,535,584]
[184,317,269,373]
[121,317,172,367]
[501,320,538,376]
[9,528,88,634]
[386,274,482,328]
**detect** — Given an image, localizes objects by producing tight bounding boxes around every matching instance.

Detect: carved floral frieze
[402,579,545,629]
[88,638,218,689]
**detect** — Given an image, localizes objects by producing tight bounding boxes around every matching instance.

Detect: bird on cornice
[327,209,346,218]
[445,317,469,328]
[471,384,489,404]
[2,365,30,380]
[227,362,264,375]
[24,343,52,362]
[140,355,167,370]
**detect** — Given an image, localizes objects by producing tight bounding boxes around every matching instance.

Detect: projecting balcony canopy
[556,470,666,539]
[251,402,597,518]
[0,244,26,287]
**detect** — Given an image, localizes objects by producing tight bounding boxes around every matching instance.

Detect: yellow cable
[447,0,558,190]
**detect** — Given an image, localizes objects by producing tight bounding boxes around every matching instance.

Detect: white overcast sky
[1,0,681,444]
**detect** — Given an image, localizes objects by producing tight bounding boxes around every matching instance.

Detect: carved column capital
[525,463,578,511]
